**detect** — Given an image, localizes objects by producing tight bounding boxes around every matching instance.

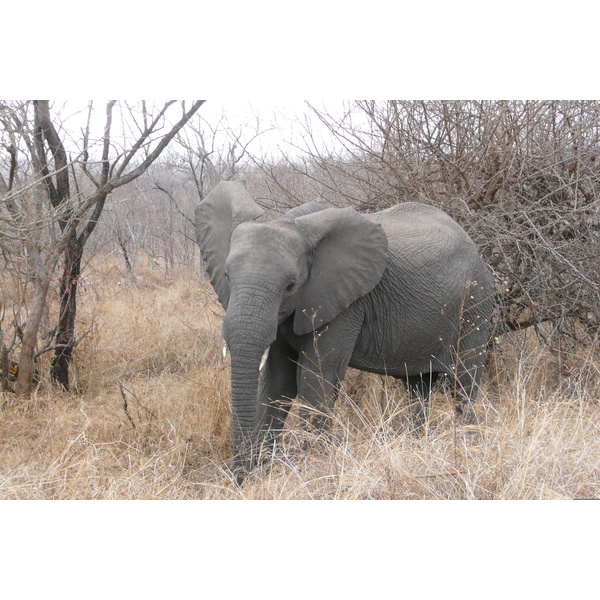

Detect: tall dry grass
[1,257,599,499]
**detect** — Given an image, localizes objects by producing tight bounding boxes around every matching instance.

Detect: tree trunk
[120,239,133,273]
[1,344,10,393]
[51,233,84,391]
[116,224,133,273]
[15,275,52,396]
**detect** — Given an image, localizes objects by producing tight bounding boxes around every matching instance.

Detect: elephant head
[195,181,388,481]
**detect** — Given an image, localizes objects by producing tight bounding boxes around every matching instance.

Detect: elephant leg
[448,329,489,426]
[297,366,340,435]
[296,317,361,438]
[257,335,298,453]
[440,286,491,427]
[406,372,439,433]
[452,360,484,425]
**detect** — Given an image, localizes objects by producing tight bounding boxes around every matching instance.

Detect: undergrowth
[1,257,599,499]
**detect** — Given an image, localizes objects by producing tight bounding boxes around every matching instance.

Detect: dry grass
[1,257,599,500]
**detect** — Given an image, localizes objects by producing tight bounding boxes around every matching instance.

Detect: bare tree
[0,100,205,394]
[175,107,268,196]
[140,109,270,271]
[264,100,600,347]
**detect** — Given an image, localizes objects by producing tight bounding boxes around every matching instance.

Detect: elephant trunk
[222,287,279,484]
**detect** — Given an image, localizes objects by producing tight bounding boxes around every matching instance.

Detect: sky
[197,100,351,160]
[195,100,315,158]
[50,100,342,165]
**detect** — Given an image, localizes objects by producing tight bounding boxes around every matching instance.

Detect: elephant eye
[224,272,230,281]
[285,281,296,292]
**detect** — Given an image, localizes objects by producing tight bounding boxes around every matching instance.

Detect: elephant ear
[279,202,326,223]
[293,207,388,335]
[194,181,264,308]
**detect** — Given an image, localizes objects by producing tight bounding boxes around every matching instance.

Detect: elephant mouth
[278,307,293,321]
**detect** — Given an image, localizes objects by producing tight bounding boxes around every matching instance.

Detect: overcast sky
[52,100,347,164]
[199,100,351,159]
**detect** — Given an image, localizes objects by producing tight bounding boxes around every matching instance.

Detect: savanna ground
[1,257,600,500]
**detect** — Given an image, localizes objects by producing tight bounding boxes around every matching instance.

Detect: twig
[34,331,90,359]
[119,382,159,424]
[119,382,136,430]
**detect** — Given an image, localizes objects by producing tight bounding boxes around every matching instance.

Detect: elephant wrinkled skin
[195,181,494,483]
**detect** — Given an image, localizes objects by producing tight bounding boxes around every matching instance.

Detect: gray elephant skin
[195,181,494,483]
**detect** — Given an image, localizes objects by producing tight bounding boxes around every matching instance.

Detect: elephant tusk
[222,342,268,370]
[259,347,270,372]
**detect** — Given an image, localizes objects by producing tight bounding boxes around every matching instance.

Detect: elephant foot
[232,447,261,487]
[233,438,290,486]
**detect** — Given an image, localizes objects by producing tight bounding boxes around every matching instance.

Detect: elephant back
[368,202,493,300]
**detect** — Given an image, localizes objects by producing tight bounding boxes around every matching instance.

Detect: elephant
[195,180,494,483]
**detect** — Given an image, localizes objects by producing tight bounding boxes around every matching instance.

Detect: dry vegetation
[1,257,599,500]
